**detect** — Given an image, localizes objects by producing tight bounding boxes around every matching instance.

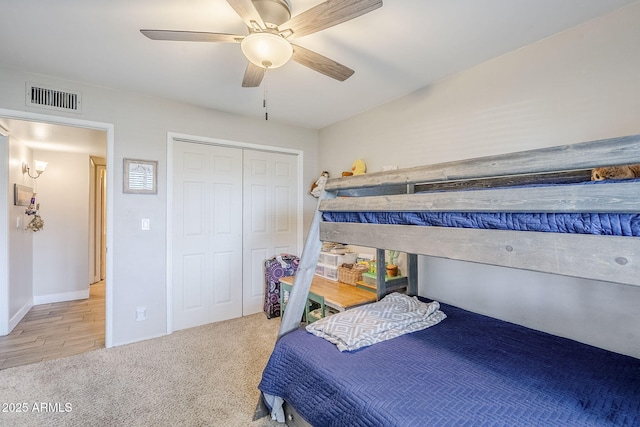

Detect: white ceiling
[1,0,638,133]
[0,119,107,157]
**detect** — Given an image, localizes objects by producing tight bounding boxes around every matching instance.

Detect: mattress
[259,303,640,426]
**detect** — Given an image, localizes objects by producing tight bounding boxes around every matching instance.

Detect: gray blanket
[305,293,446,351]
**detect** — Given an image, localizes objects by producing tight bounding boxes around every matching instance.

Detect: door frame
[166,132,304,334]
[0,108,114,346]
[0,133,7,336]
[89,157,107,284]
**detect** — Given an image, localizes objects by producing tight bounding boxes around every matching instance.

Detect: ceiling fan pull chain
[263,66,269,120]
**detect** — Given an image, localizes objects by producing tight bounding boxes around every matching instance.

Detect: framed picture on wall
[14,184,33,206]
[123,158,157,194]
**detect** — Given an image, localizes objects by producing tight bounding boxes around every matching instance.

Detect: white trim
[166,135,174,335]
[170,132,303,156]
[296,152,304,254]
[8,298,33,333]
[33,289,89,305]
[166,132,304,334]
[0,108,115,347]
[112,331,166,348]
[0,134,8,335]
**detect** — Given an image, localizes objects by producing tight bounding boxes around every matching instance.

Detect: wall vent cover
[26,82,82,113]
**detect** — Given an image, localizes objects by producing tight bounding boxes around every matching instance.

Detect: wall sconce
[23,160,48,179]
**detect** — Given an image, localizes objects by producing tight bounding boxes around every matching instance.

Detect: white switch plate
[141,218,150,230]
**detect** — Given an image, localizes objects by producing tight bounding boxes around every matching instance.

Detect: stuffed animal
[591,164,640,180]
[351,159,366,175]
[310,171,329,197]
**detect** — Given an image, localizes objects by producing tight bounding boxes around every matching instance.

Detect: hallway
[0,282,105,370]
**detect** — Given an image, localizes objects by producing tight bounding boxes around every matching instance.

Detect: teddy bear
[310,171,329,197]
[591,164,640,180]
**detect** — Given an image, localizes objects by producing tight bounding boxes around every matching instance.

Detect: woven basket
[338,264,368,285]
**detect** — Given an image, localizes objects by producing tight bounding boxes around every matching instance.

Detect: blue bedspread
[323,179,640,236]
[322,211,640,236]
[259,303,640,426]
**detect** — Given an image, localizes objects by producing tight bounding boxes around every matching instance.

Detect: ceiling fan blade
[140,29,242,43]
[242,62,265,87]
[226,0,265,29]
[291,44,354,82]
[278,0,382,39]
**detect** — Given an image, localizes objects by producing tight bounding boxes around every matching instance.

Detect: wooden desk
[280,275,377,311]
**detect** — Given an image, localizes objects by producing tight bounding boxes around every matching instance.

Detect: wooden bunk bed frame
[277,134,640,339]
[256,133,640,425]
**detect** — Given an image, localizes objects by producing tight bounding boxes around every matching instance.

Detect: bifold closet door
[242,150,298,315]
[172,142,243,330]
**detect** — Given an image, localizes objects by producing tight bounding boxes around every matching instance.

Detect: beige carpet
[0,313,283,427]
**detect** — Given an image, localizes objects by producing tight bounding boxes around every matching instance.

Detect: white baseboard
[8,298,34,333]
[33,289,90,305]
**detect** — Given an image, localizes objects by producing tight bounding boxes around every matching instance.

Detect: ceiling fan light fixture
[241,32,292,69]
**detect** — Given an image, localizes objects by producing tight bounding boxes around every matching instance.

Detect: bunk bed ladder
[255,189,337,421]
[278,189,336,339]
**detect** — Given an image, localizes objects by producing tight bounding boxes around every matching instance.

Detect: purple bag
[263,254,300,318]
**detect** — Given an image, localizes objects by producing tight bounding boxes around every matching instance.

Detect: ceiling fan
[141,0,383,88]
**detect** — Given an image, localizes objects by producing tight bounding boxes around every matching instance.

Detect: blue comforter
[259,303,640,426]
[323,211,640,236]
[323,179,640,236]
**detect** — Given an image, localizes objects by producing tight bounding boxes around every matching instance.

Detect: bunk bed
[257,134,640,426]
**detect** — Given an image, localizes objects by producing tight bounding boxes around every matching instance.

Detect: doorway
[168,134,302,332]
[0,108,114,347]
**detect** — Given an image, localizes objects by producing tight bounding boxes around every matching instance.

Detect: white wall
[32,150,90,303]
[319,2,640,358]
[0,68,319,346]
[6,137,35,330]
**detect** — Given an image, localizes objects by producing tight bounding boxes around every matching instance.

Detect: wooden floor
[0,281,105,370]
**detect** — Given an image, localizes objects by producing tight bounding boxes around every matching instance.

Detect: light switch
[141,218,150,230]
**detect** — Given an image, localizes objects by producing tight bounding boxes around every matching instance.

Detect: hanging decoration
[25,195,44,232]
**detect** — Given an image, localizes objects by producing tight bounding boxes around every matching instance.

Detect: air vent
[26,82,82,113]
